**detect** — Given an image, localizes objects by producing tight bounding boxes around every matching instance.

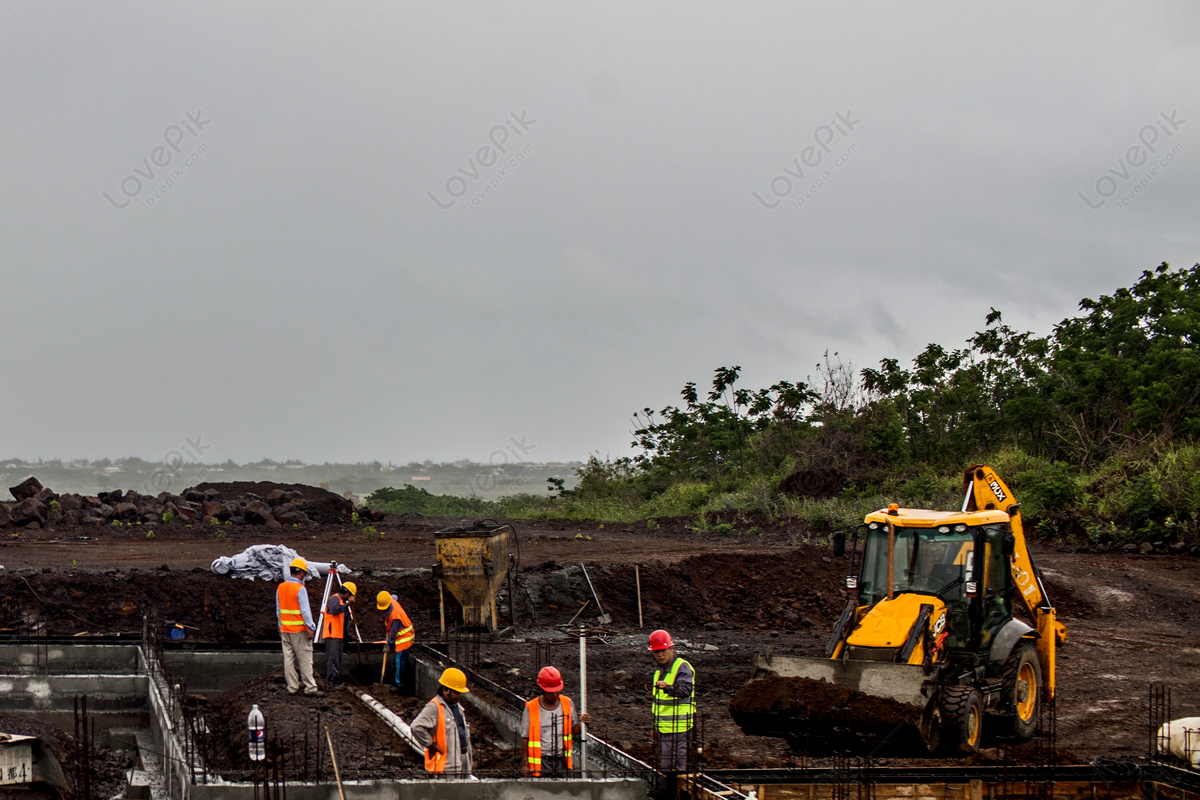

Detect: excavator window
[980,527,1012,643]
[858,526,974,604]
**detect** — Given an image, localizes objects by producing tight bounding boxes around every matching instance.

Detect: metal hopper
[434,521,512,632]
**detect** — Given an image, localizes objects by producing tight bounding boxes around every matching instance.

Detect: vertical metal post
[579,625,588,775]
[635,565,643,628]
[885,518,896,601]
[438,579,446,635]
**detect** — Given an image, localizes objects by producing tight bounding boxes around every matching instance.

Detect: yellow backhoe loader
[736,465,1067,753]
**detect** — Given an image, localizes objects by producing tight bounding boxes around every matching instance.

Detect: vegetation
[365,262,1200,545]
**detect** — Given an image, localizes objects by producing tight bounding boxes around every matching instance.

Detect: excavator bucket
[731,654,937,750]
[752,654,932,709]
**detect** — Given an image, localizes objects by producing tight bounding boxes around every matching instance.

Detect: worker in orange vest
[411,668,473,776]
[276,558,322,697]
[321,581,356,688]
[376,591,415,693]
[520,666,591,777]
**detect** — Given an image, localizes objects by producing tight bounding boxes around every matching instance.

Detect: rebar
[1150,682,1171,765]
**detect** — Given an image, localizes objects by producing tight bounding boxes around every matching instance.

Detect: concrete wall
[0,643,140,674]
[191,777,647,800]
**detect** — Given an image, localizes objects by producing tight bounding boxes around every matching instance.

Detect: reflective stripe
[525,696,572,775]
[387,600,415,651]
[651,658,695,734]
[277,582,307,633]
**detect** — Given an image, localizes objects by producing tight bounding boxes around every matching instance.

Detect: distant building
[411,476,431,481]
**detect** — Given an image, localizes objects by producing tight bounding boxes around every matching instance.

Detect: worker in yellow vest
[411,668,473,776]
[520,666,592,777]
[376,591,415,693]
[649,629,694,772]
[321,581,356,688]
[276,558,322,697]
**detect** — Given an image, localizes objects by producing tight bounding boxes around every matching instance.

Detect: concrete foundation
[0,641,653,800]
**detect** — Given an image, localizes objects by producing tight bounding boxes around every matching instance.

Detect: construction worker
[321,581,356,688]
[376,590,415,693]
[276,558,322,697]
[520,666,591,778]
[411,667,473,776]
[648,629,694,772]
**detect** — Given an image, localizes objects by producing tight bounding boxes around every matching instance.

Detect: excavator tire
[1001,641,1042,740]
[939,686,983,754]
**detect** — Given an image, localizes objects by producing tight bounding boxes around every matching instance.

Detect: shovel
[374,640,391,692]
[579,563,612,625]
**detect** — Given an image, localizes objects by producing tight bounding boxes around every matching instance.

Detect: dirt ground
[2,506,1199,772]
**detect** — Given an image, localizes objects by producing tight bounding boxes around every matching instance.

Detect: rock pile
[0,476,383,530]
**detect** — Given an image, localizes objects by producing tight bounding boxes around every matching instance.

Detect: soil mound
[574,549,849,630]
[194,481,355,525]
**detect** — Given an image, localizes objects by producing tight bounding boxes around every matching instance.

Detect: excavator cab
[851,522,1014,657]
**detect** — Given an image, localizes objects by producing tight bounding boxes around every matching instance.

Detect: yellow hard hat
[438,667,469,693]
[376,591,392,611]
[341,582,357,596]
[289,558,308,572]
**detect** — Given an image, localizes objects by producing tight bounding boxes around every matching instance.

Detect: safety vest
[322,598,344,640]
[386,599,414,651]
[651,658,695,734]
[525,695,573,775]
[423,696,448,774]
[277,581,307,633]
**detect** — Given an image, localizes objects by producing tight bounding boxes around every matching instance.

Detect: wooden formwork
[707,779,1200,800]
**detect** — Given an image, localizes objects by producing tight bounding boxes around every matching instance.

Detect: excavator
[737,465,1067,753]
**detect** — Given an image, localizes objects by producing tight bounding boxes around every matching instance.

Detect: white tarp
[1158,717,1200,767]
[211,545,351,581]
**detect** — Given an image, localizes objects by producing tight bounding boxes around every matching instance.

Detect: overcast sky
[1,2,1197,468]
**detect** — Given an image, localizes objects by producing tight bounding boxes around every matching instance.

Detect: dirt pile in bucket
[729,675,923,737]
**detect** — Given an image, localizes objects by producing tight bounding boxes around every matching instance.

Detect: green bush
[367,485,500,516]
[644,482,712,516]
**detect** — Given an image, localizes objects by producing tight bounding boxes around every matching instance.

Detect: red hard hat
[648,629,674,651]
[537,666,564,693]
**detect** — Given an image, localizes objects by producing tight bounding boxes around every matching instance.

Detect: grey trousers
[281,631,318,694]
[657,731,689,772]
[325,637,344,684]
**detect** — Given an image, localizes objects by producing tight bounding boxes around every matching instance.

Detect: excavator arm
[963,464,1068,699]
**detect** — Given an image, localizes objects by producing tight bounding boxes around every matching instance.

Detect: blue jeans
[391,649,409,688]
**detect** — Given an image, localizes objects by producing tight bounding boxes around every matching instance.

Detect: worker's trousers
[281,631,318,694]
[325,637,344,685]
[391,649,409,689]
[657,731,689,772]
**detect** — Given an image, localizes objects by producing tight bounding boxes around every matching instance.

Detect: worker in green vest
[648,629,694,772]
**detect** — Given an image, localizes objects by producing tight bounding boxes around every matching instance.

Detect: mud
[2,492,1198,768]
[0,712,132,800]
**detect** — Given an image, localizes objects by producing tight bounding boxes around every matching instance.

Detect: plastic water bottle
[248,704,265,762]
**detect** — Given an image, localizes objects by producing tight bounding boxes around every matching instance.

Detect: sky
[1,2,1198,468]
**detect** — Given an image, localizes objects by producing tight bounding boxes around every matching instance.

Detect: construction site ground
[2,511,1198,774]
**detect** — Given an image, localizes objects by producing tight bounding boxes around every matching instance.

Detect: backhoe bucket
[752,654,932,709]
[732,654,937,750]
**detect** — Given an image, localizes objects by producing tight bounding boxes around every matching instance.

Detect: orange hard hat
[537,666,564,693]
[648,629,674,651]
